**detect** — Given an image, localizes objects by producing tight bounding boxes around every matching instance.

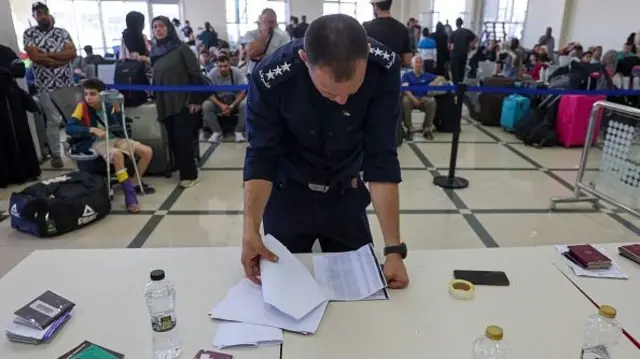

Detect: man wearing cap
[241,14,410,290]
[23,2,77,168]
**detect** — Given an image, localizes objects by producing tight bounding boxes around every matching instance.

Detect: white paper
[213,322,283,349]
[555,245,629,279]
[210,279,327,334]
[312,244,388,301]
[260,234,328,320]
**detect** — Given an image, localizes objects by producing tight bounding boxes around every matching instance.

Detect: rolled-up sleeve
[362,67,402,184]
[243,74,285,182]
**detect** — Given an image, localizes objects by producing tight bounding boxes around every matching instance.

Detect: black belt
[282,176,358,194]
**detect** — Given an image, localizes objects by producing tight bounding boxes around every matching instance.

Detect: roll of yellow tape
[448,279,475,300]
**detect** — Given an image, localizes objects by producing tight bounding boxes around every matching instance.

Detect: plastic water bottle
[472,325,511,359]
[581,305,622,359]
[145,269,183,359]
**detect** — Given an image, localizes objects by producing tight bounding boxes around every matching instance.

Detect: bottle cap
[448,279,475,300]
[599,305,617,319]
[485,325,504,340]
[150,269,165,281]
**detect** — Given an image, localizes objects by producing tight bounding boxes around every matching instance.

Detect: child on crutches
[66,79,154,213]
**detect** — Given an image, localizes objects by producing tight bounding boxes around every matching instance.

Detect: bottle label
[151,315,177,333]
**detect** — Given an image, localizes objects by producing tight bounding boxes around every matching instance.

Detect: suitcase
[479,76,515,126]
[126,104,201,177]
[555,95,606,147]
[126,104,174,177]
[500,94,531,131]
[434,93,458,133]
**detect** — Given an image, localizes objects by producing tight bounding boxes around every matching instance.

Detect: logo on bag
[41,175,71,186]
[10,204,20,218]
[77,205,98,226]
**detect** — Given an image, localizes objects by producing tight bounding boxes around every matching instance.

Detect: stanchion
[433,83,470,189]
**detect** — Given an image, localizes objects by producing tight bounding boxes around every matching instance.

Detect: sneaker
[423,131,435,140]
[200,131,210,141]
[208,132,222,143]
[235,132,246,143]
[50,156,64,169]
[135,183,156,195]
[404,131,414,142]
[180,179,199,188]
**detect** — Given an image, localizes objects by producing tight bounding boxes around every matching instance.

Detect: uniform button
[327,152,332,155]
[328,131,333,136]
[310,130,315,135]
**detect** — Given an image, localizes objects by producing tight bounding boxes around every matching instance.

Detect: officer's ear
[297,49,309,66]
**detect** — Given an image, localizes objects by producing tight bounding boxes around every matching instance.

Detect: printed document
[555,245,628,279]
[313,244,388,301]
[213,322,282,348]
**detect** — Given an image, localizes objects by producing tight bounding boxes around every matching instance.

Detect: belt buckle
[308,183,330,193]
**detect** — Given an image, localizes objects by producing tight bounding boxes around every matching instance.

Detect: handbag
[179,47,214,105]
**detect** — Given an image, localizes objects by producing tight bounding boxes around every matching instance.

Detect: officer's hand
[241,232,279,285]
[383,254,409,289]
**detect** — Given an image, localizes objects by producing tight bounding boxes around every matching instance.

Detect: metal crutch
[99,90,145,198]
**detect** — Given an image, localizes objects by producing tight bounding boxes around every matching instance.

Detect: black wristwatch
[383,243,407,259]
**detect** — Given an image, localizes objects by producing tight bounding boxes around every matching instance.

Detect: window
[322,0,373,23]
[481,0,529,43]
[226,0,288,44]
[33,0,179,56]
[433,0,466,30]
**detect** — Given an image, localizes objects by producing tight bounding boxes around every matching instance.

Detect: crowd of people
[8,0,640,209]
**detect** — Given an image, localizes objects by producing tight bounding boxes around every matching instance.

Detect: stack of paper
[6,312,71,344]
[210,235,390,347]
[556,245,629,279]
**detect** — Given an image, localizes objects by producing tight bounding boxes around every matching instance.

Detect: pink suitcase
[555,95,606,147]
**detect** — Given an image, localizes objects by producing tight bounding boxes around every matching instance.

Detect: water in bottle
[145,269,183,359]
[472,325,511,359]
[581,305,622,359]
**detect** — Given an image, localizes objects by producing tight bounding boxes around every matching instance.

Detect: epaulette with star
[255,58,298,89]
[253,40,305,90]
[367,38,399,71]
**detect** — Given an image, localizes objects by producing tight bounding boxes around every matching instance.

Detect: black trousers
[263,178,373,253]
[164,109,198,181]
[451,55,468,84]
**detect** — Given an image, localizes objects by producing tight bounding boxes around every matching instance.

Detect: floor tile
[171,171,243,211]
[377,171,456,210]
[477,213,639,247]
[0,246,35,278]
[203,143,246,169]
[455,170,572,209]
[0,214,151,249]
[509,143,602,169]
[477,125,520,142]
[368,214,484,249]
[397,145,424,168]
[551,170,640,211]
[415,143,535,169]
[414,125,496,143]
[144,215,244,247]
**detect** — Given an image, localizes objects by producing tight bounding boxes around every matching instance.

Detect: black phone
[453,270,510,286]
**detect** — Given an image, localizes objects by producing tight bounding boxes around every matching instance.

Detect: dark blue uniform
[244,38,402,253]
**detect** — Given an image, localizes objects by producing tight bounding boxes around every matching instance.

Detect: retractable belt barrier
[102,83,640,210]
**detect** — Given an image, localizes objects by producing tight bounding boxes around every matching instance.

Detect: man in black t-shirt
[363,0,412,66]
[449,17,477,84]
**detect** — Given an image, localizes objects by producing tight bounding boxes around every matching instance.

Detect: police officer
[241,14,409,289]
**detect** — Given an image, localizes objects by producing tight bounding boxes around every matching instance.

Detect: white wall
[561,0,639,51]
[182,0,228,40]
[521,0,567,47]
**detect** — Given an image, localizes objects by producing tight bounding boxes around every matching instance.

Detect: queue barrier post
[433,83,470,190]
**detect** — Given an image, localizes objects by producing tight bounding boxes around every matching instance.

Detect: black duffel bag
[434,93,459,133]
[9,172,111,237]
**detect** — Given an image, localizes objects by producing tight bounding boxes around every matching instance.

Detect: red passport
[619,244,640,264]
[567,245,612,269]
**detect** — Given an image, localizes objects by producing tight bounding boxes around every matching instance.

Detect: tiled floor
[0,115,638,277]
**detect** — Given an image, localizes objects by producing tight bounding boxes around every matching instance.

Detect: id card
[194,349,233,359]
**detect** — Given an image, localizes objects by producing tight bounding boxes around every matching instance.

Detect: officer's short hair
[304,14,369,82]
[373,0,392,11]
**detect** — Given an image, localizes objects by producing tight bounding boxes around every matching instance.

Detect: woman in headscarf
[120,11,150,62]
[432,22,450,77]
[151,16,204,188]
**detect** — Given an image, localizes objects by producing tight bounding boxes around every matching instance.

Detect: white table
[544,243,640,344]
[0,248,280,359]
[284,247,639,359]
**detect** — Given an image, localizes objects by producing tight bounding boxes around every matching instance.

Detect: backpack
[114,59,149,107]
[514,108,557,148]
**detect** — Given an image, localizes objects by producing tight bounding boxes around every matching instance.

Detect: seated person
[199,50,215,73]
[66,78,154,213]
[581,51,593,63]
[201,55,247,143]
[401,56,439,141]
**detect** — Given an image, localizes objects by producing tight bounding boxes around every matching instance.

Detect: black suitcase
[114,60,149,108]
[434,93,458,133]
[479,76,515,126]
